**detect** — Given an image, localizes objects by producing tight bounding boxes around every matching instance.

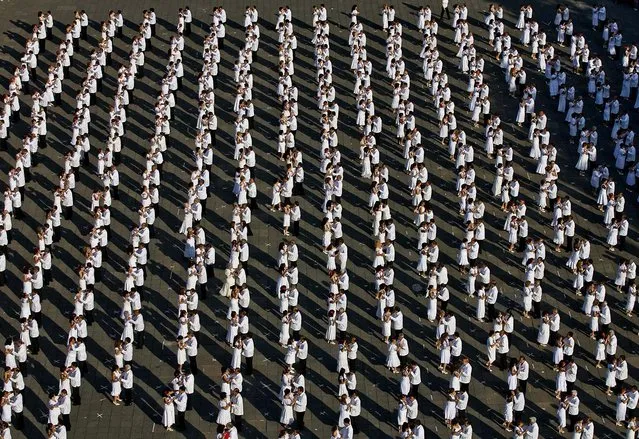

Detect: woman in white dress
[216,393,232,428]
[626,283,637,316]
[176,337,187,369]
[382,308,392,343]
[575,144,590,173]
[626,416,638,438]
[416,243,428,277]
[555,362,567,398]
[280,389,295,427]
[325,310,336,344]
[162,392,175,431]
[444,389,458,427]
[557,400,567,434]
[179,203,193,235]
[515,100,526,125]
[492,164,504,197]
[594,334,606,368]
[456,240,469,273]
[111,365,122,405]
[537,313,550,346]
[280,311,291,346]
[338,394,351,428]
[426,288,438,322]
[219,268,235,298]
[437,333,451,374]
[605,360,618,394]
[616,389,629,426]
[476,287,486,321]
[376,290,387,320]
[486,331,497,370]
[230,336,242,369]
[386,338,401,373]
[361,147,372,178]
[183,230,196,260]
[503,393,514,431]
[336,343,349,373]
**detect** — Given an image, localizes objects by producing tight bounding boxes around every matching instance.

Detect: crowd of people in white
[1,2,639,439]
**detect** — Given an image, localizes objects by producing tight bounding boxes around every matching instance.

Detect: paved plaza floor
[0,0,637,437]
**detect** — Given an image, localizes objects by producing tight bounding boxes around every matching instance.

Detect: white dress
[444,397,457,420]
[111,372,121,397]
[216,399,232,425]
[163,399,175,428]
[575,151,589,171]
[427,296,438,321]
[537,320,550,345]
[386,343,401,368]
[337,348,350,373]
[326,317,336,341]
[280,396,294,425]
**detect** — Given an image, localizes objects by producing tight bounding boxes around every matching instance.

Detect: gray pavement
[0,0,637,438]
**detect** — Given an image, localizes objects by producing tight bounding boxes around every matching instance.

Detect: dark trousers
[234,414,243,431]
[411,383,420,399]
[71,385,81,405]
[498,352,508,370]
[486,303,496,321]
[29,336,40,355]
[62,413,71,431]
[292,221,300,236]
[12,411,24,430]
[189,355,198,375]
[85,309,94,326]
[123,387,132,405]
[64,206,73,220]
[440,6,450,19]
[176,410,186,431]
[514,409,524,424]
[19,361,27,377]
[532,301,541,319]
[135,330,145,348]
[569,414,578,432]
[348,358,357,373]
[244,356,253,375]
[399,354,408,368]
[295,410,305,429]
[519,379,527,395]
[295,357,305,375]
[352,415,360,434]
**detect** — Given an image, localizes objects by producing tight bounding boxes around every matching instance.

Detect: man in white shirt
[566,390,580,432]
[526,417,539,439]
[459,356,472,393]
[290,308,302,341]
[231,388,243,431]
[397,333,409,368]
[10,389,24,430]
[294,386,307,430]
[513,389,525,424]
[186,332,198,375]
[241,333,254,375]
[565,359,578,395]
[456,389,468,419]
[174,387,188,431]
[121,364,133,406]
[295,336,308,375]
[67,363,82,406]
[517,356,529,395]
[132,309,145,349]
[349,391,361,434]
[340,418,353,439]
